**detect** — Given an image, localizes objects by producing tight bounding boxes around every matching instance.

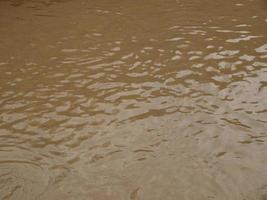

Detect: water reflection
[0,0,267,199]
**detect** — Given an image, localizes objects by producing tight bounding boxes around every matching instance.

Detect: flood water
[0,0,267,199]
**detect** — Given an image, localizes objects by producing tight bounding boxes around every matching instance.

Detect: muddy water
[0,0,267,199]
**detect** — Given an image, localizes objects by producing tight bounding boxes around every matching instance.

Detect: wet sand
[0,0,267,199]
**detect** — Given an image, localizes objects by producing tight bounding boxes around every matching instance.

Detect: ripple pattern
[0,0,267,199]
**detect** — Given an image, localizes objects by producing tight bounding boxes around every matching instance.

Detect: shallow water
[0,0,267,199]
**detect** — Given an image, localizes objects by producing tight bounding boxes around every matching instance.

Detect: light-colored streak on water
[0,0,267,199]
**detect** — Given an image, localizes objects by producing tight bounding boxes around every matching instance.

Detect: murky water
[0,0,267,199]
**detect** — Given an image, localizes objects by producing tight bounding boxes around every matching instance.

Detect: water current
[0,0,267,199]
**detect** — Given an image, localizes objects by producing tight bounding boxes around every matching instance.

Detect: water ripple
[0,0,267,199]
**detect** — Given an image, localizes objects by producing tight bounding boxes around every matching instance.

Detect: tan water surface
[0,0,267,199]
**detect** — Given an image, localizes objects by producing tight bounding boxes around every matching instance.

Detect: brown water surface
[0,0,267,199]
